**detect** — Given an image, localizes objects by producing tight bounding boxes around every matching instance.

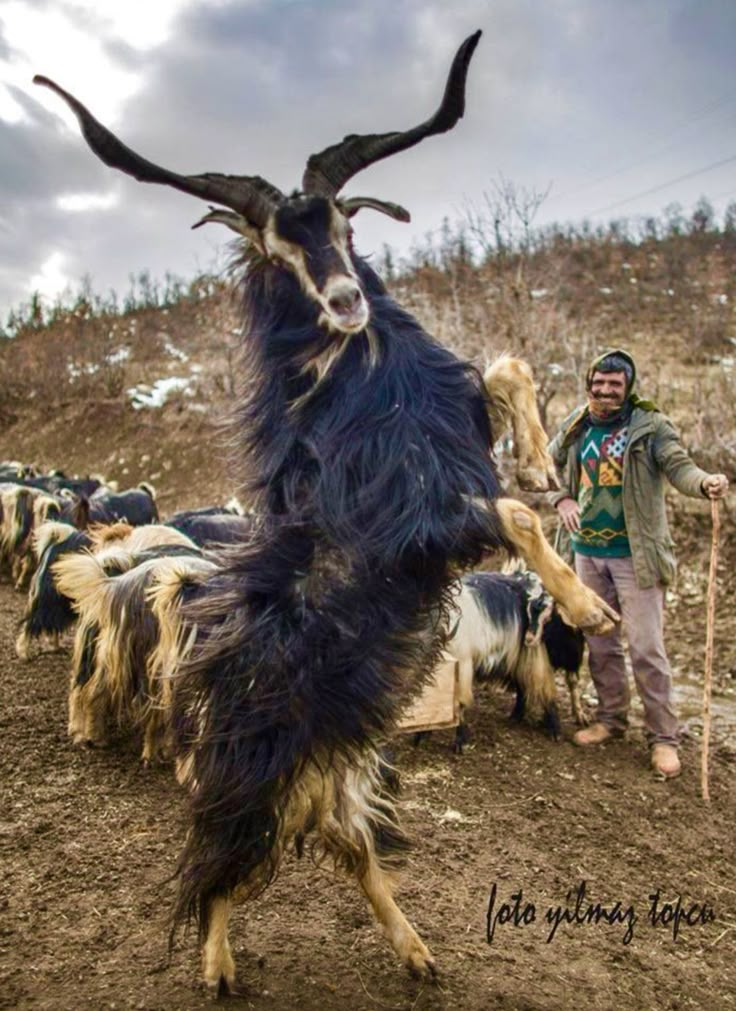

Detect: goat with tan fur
[55,548,215,764]
[15,521,198,660]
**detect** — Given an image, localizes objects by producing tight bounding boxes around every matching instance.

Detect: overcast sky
[1,0,735,320]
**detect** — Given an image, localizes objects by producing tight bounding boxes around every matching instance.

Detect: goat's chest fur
[238,258,505,603]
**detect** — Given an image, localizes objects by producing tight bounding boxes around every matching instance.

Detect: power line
[548,88,736,205]
[585,153,736,216]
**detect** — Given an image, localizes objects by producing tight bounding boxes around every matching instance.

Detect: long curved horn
[302,30,481,198]
[339,196,411,222]
[33,75,283,228]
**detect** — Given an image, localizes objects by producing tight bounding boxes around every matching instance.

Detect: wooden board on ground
[396,659,460,734]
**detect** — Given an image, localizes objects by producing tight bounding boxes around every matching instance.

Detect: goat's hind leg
[201,893,236,996]
[330,759,436,979]
[358,853,436,979]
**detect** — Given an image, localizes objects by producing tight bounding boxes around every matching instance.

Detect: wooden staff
[701,498,720,804]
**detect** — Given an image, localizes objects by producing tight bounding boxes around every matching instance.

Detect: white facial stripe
[263,209,369,334]
[263,225,323,303]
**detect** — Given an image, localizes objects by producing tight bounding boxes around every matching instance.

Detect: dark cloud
[2,0,735,317]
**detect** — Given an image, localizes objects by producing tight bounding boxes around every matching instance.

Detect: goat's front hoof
[516,465,550,492]
[580,608,618,636]
[565,595,619,635]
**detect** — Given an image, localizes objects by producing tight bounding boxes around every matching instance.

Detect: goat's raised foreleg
[495,498,619,635]
[483,356,558,492]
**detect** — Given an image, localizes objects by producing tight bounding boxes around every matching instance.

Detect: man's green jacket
[548,404,710,589]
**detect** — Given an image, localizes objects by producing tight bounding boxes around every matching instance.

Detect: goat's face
[264,197,368,336]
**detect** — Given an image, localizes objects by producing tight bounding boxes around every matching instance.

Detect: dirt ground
[1,566,735,1011]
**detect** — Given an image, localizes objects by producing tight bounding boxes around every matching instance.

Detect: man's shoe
[573,722,614,746]
[651,744,681,779]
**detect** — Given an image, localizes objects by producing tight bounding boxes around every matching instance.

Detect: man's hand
[556,496,581,533]
[702,474,729,500]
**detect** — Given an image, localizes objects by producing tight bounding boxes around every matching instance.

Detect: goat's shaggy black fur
[21,526,93,641]
[166,511,254,548]
[171,255,512,932]
[85,486,159,526]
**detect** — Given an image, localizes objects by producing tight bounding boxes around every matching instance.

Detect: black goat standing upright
[35,32,617,992]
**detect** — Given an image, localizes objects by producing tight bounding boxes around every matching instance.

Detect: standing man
[548,349,728,778]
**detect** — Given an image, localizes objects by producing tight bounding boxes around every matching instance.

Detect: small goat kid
[36,32,617,992]
[443,570,586,751]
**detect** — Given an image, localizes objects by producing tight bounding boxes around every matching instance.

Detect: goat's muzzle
[322,278,369,334]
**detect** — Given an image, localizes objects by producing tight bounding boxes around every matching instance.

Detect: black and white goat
[15,521,93,659]
[36,32,617,992]
[441,570,586,752]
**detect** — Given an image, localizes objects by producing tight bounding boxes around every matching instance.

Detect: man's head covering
[585,348,637,397]
[558,347,657,448]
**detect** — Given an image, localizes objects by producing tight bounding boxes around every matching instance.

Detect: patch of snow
[106,347,130,365]
[162,338,188,362]
[530,288,548,299]
[437,808,466,823]
[67,361,100,379]
[127,376,194,409]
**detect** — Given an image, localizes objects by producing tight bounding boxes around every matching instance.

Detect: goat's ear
[340,197,411,223]
[192,207,267,254]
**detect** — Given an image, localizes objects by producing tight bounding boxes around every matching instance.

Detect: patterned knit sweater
[571,416,631,557]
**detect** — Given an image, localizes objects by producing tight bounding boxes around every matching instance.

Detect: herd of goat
[2,454,591,992]
[1,457,587,766]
